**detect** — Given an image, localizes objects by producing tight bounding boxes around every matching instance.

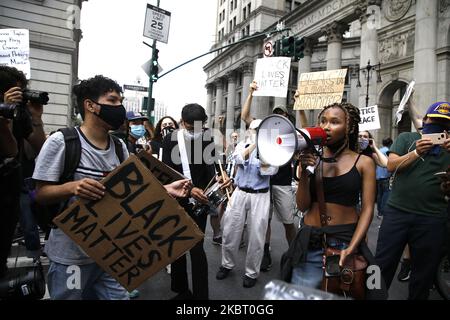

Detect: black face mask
[92,101,126,130]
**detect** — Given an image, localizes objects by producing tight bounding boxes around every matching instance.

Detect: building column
[358,2,380,110]
[226,71,237,137]
[214,78,224,130]
[205,83,214,128]
[322,21,348,70]
[413,0,438,115]
[240,62,254,131]
[296,37,316,127]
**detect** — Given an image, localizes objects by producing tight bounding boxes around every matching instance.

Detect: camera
[0,90,49,120]
[0,260,45,300]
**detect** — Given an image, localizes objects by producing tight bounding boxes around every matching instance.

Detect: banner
[359,105,381,131]
[294,69,347,110]
[0,29,30,79]
[54,155,203,291]
[253,57,291,97]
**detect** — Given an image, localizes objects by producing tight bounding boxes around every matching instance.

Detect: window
[246,25,250,36]
[230,20,233,31]
[230,0,233,11]
[233,17,236,28]
[219,12,222,23]
[235,0,237,9]
[285,0,292,12]
[242,28,246,38]
[218,30,222,41]
[243,7,247,19]
[248,3,251,14]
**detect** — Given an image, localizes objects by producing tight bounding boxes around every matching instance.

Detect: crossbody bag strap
[315,160,329,227]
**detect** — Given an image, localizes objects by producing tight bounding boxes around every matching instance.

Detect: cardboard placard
[253,57,291,97]
[294,69,347,110]
[359,105,381,131]
[136,150,186,185]
[0,29,30,79]
[53,155,203,291]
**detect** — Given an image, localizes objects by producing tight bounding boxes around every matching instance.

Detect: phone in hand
[421,132,448,145]
[324,254,341,277]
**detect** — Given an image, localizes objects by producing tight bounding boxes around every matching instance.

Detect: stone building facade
[0,0,85,133]
[204,0,450,142]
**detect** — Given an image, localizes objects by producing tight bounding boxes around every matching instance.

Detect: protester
[375,102,450,300]
[32,75,191,300]
[151,116,178,158]
[284,102,386,299]
[162,103,231,299]
[125,111,150,154]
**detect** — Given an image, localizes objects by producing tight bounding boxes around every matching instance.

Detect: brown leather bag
[315,161,368,300]
[321,247,367,300]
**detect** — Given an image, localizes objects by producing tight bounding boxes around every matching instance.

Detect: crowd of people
[0,65,449,300]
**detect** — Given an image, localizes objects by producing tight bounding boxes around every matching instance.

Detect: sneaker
[128,289,140,299]
[397,259,411,282]
[260,248,272,272]
[216,266,231,280]
[243,275,257,288]
[212,236,222,245]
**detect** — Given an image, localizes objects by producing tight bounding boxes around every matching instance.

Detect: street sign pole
[146,0,160,121]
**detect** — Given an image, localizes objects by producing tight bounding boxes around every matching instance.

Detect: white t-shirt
[32,127,129,265]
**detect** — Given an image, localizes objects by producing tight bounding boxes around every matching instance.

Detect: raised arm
[241,80,258,126]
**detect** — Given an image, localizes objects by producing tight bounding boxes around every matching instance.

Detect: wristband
[413,149,420,157]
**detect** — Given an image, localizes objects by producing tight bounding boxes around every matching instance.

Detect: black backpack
[32,127,125,232]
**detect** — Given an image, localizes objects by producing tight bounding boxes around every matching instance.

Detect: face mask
[93,102,126,130]
[422,123,447,134]
[161,126,174,138]
[130,124,146,139]
[358,138,369,151]
[184,129,202,140]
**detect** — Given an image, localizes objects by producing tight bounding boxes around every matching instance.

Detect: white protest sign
[143,4,171,44]
[253,57,291,97]
[294,69,347,110]
[396,80,415,124]
[359,105,381,131]
[0,29,30,79]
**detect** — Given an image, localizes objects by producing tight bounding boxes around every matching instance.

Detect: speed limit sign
[143,4,171,44]
[263,40,274,57]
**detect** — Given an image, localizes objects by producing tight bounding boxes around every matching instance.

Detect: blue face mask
[422,123,447,134]
[358,138,369,151]
[130,125,146,139]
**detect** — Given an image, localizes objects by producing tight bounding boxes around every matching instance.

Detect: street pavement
[8,208,443,300]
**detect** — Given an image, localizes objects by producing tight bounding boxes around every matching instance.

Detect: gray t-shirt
[32,127,129,265]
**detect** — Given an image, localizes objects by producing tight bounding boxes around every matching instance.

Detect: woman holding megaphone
[282,102,387,299]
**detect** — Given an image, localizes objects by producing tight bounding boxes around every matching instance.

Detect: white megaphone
[256,115,327,167]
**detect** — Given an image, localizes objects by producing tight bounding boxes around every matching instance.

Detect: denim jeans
[47,261,129,300]
[291,238,349,289]
[19,191,41,252]
[376,179,390,216]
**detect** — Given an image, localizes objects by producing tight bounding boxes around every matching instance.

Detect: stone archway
[378,79,411,141]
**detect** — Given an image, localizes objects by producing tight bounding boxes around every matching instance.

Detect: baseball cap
[126,111,148,121]
[425,102,450,121]
[249,119,262,129]
[272,105,288,114]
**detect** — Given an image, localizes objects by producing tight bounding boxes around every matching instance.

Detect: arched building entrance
[377,80,412,141]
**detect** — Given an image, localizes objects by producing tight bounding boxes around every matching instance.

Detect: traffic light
[280,36,294,57]
[294,37,305,61]
[150,49,159,82]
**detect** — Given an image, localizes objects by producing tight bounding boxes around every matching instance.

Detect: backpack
[32,127,125,232]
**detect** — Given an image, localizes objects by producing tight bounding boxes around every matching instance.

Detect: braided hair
[317,102,361,157]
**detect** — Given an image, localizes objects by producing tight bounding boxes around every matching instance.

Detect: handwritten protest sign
[53,155,204,291]
[0,29,30,79]
[294,69,347,110]
[137,150,186,185]
[253,57,291,97]
[359,105,381,131]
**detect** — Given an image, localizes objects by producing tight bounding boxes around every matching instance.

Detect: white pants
[221,188,270,279]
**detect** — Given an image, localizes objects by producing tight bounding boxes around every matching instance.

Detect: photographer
[0,66,46,278]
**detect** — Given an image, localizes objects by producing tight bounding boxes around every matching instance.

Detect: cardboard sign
[294,69,347,110]
[0,29,30,79]
[53,155,204,291]
[359,105,381,131]
[253,57,291,97]
[136,150,186,185]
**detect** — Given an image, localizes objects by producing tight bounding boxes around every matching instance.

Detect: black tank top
[310,154,362,207]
